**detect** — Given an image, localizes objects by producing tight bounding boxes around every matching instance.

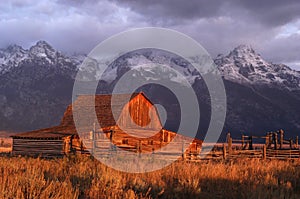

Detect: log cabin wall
[12,138,65,158]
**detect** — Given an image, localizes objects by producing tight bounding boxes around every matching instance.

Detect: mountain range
[1,41,300,141]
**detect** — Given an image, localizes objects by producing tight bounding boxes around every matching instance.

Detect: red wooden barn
[11,93,201,157]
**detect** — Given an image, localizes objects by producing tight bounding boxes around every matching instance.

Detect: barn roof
[60,93,143,128]
[11,125,76,139]
[11,92,150,139]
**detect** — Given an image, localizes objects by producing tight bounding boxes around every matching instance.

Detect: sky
[1,0,300,69]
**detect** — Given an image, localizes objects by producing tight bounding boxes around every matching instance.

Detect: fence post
[274,132,278,150]
[227,133,231,143]
[223,144,227,160]
[290,139,293,149]
[182,140,186,160]
[109,130,114,151]
[262,145,266,160]
[265,133,269,148]
[296,136,299,148]
[227,133,232,154]
[249,136,253,150]
[80,140,84,154]
[167,131,171,143]
[242,134,244,149]
[90,130,96,156]
[229,137,233,154]
[269,133,273,148]
[279,129,284,149]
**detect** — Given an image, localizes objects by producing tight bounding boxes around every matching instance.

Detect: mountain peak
[35,40,52,47]
[229,44,257,58]
[32,40,55,52]
[215,45,300,88]
[29,40,57,60]
[234,44,254,51]
[5,44,25,53]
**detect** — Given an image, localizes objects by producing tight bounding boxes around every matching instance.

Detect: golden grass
[0,155,299,199]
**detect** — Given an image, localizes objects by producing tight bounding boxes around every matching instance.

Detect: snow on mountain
[29,40,58,62]
[0,41,78,75]
[215,45,300,89]
[1,41,300,90]
[101,49,202,84]
[0,45,29,74]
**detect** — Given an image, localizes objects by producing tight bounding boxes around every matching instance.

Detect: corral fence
[80,129,300,161]
[202,130,300,160]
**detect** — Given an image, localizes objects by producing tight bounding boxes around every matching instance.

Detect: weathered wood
[12,138,65,157]
[273,132,278,150]
[290,139,293,149]
[279,130,284,149]
[223,144,227,159]
[265,133,269,148]
[263,145,266,160]
[181,141,186,160]
[227,133,232,154]
[117,93,162,130]
[242,134,244,149]
[249,136,253,150]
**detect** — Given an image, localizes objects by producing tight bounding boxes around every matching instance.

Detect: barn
[11,126,79,158]
[11,92,202,158]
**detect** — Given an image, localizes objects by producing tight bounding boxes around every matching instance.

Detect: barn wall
[12,138,65,158]
[117,94,162,130]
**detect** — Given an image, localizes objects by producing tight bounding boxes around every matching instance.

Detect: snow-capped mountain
[0,41,77,76]
[1,42,300,90]
[85,49,202,84]
[1,41,300,140]
[215,45,300,89]
[0,44,28,74]
[0,41,78,131]
[77,45,300,90]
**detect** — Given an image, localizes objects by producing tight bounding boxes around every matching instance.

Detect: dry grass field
[0,155,299,199]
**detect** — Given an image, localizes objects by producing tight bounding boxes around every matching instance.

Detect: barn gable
[61,92,162,131]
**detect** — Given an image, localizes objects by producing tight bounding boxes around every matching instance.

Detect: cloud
[263,33,300,64]
[0,0,144,53]
[113,0,225,25]
[0,0,299,69]
[232,0,300,27]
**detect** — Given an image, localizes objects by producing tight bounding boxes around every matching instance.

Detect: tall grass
[0,155,299,198]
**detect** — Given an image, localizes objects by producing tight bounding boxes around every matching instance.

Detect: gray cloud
[113,0,225,25]
[115,0,300,27]
[233,0,300,27]
[0,0,299,69]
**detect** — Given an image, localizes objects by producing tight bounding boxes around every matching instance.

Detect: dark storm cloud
[116,0,300,27]
[113,0,225,25]
[263,33,300,65]
[233,0,300,27]
[113,0,300,68]
[0,0,300,69]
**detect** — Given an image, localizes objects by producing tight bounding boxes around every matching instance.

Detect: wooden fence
[5,129,300,160]
[200,131,300,160]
